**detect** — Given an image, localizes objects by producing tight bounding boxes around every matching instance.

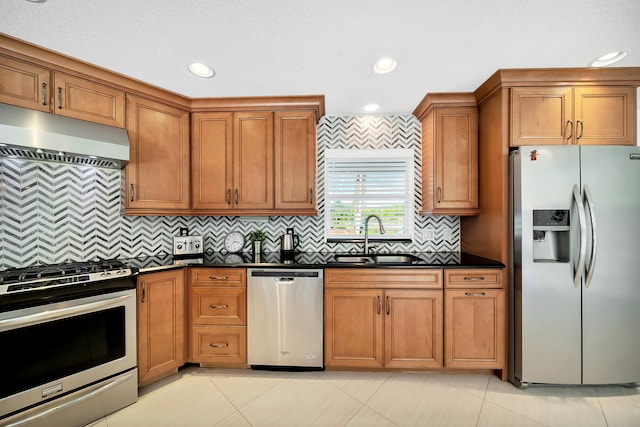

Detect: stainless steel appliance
[509,145,640,386]
[0,259,138,426]
[279,228,300,255]
[247,269,323,369]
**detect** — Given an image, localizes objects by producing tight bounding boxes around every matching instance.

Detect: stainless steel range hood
[0,103,130,169]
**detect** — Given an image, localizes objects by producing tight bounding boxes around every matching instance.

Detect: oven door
[0,288,137,420]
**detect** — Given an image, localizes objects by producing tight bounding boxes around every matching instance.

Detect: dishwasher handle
[250,270,320,278]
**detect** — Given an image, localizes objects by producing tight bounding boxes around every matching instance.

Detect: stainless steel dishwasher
[247,268,324,369]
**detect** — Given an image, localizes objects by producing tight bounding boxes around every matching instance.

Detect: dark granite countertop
[125,252,504,273]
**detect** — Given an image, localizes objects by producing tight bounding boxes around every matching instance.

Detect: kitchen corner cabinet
[413,93,479,215]
[511,86,636,146]
[187,268,247,365]
[137,269,187,386]
[191,109,317,215]
[443,268,505,369]
[126,94,191,213]
[0,55,125,127]
[324,269,443,369]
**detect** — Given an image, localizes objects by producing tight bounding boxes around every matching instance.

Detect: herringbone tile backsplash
[0,115,459,268]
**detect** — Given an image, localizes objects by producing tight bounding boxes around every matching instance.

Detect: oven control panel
[173,235,204,256]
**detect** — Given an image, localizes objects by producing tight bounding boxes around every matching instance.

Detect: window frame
[323,148,414,243]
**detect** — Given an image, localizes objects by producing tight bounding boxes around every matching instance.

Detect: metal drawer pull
[210,343,229,348]
[209,276,228,280]
[386,296,391,315]
[41,82,47,105]
[465,292,487,297]
[463,277,485,281]
[57,87,62,109]
[226,188,231,204]
[309,188,313,204]
[377,296,381,315]
[141,282,145,303]
[209,304,229,309]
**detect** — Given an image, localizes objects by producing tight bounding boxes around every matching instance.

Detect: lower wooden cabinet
[443,269,506,370]
[324,269,443,369]
[187,268,247,365]
[137,269,187,385]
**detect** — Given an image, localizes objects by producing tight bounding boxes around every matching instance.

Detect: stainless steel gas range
[0,259,138,427]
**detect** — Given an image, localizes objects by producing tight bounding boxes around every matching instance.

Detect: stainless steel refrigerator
[509,145,640,386]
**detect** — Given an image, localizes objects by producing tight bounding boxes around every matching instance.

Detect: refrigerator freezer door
[580,146,640,384]
[512,146,583,385]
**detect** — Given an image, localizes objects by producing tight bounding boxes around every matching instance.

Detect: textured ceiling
[1,0,639,115]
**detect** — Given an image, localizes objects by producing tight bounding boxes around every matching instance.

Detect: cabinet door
[234,112,274,209]
[191,112,234,210]
[444,289,505,369]
[126,94,190,211]
[510,87,573,146]
[0,55,50,112]
[53,72,125,127]
[137,269,187,385]
[574,86,636,146]
[274,110,316,211]
[325,289,383,368]
[434,107,478,212]
[384,290,443,368]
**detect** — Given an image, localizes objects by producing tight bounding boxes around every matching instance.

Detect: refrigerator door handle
[583,185,597,288]
[572,184,587,288]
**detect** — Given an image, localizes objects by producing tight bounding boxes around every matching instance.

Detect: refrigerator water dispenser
[532,210,570,262]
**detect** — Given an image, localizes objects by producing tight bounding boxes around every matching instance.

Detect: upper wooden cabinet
[126,94,191,212]
[191,106,319,215]
[413,93,479,216]
[0,55,125,127]
[511,86,636,146]
[274,110,316,211]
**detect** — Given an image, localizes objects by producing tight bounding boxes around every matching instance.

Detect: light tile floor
[90,365,640,427]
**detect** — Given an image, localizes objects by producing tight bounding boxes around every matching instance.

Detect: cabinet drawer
[325,268,442,289]
[190,287,246,325]
[444,269,503,289]
[190,326,246,364]
[189,268,246,287]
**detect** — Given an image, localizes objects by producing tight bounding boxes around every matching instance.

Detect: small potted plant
[247,230,267,255]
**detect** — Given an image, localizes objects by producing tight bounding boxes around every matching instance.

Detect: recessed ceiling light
[188,62,215,78]
[373,57,397,74]
[363,103,380,112]
[590,51,628,67]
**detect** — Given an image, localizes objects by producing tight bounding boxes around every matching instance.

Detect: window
[324,149,414,241]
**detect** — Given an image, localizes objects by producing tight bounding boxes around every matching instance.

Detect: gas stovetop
[0,259,135,296]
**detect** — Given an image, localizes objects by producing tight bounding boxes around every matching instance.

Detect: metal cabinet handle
[564,120,573,143]
[576,120,584,140]
[209,304,229,309]
[234,189,238,205]
[209,276,228,280]
[465,292,486,297]
[209,343,229,348]
[130,184,135,202]
[463,277,485,281]
[377,296,381,315]
[226,188,231,204]
[437,187,442,203]
[57,87,62,109]
[309,188,313,204]
[41,82,47,105]
[386,296,391,315]
[141,282,145,303]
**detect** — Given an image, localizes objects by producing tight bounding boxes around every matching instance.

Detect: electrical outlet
[443,228,453,241]
[424,227,435,241]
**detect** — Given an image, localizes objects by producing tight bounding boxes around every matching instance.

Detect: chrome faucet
[364,214,386,254]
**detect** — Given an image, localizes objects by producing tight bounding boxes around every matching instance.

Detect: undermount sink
[331,253,422,265]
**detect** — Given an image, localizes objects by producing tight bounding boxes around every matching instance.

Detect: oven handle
[0,293,133,332]
[2,371,136,427]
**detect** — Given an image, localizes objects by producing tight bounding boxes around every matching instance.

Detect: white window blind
[324,149,414,241]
